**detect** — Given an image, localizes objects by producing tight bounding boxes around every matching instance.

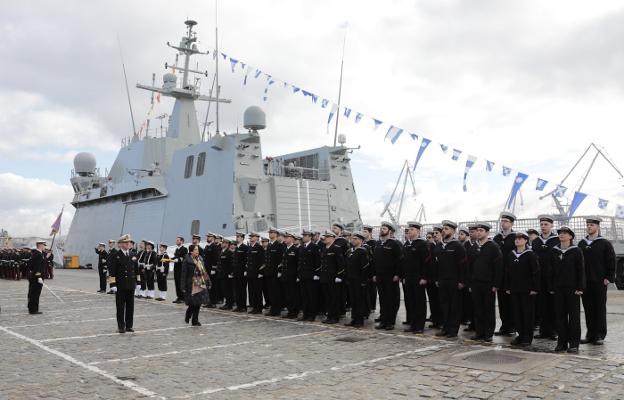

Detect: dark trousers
[233,276,247,309]
[220,277,234,306]
[555,288,581,348]
[461,287,473,324]
[348,280,367,323]
[438,281,462,335]
[471,283,496,338]
[367,280,377,311]
[248,277,263,311]
[267,276,283,315]
[404,279,427,330]
[402,281,411,323]
[512,292,536,343]
[98,267,107,291]
[283,279,300,316]
[582,282,608,340]
[145,269,155,291]
[377,278,400,326]
[262,277,271,308]
[186,304,200,323]
[139,269,146,291]
[497,289,514,332]
[301,279,320,318]
[209,273,222,305]
[538,279,556,336]
[115,289,134,329]
[322,281,341,320]
[156,271,167,292]
[27,277,42,314]
[426,282,441,325]
[174,264,183,300]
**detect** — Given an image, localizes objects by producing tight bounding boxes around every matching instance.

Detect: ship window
[196,152,206,176]
[184,155,194,178]
[191,220,200,236]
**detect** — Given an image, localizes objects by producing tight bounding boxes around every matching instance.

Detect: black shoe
[305,316,316,322]
[384,325,394,331]
[156,298,165,301]
[374,318,382,323]
[107,290,115,294]
[173,299,182,304]
[428,323,441,329]
[470,335,485,341]
[554,344,567,352]
[580,338,594,344]
[446,333,458,338]
[97,290,105,293]
[567,347,578,353]
[185,314,191,324]
[219,305,233,310]
[402,321,410,325]
[483,337,493,342]
[29,311,43,315]
[322,318,338,324]
[249,309,262,315]
[593,339,604,345]
[126,328,134,333]
[534,333,551,339]
[435,331,448,337]
[375,324,387,330]
[352,322,364,328]
[192,321,201,326]
[403,327,414,333]
[518,342,531,347]
[118,328,126,334]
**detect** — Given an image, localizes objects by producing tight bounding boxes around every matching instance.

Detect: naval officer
[27,240,47,314]
[109,234,139,333]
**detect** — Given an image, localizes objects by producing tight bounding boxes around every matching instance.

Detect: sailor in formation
[95,243,108,293]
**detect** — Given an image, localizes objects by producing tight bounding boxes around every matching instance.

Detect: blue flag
[554,185,567,198]
[452,149,462,161]
[506,172,528,210]
[413,138,432,171]
[372,118,383,131]
[440,144,448,153]
[385,126,404,144]
[503,166,511,176]
[536,178,548,191]
[568,191,587,217]
[463,155,477,192]
[598,198,609,209]
[486,160,495,171]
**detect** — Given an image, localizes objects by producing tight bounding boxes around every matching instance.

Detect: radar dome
[74,152,96,176]
[163,73,177,90]
[243,106,266,132]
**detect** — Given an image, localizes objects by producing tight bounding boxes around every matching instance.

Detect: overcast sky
[1,0,624,237]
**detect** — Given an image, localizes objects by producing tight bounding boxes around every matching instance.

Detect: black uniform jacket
[505,249,540,293]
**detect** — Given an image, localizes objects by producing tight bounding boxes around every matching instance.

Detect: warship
[64,20,362,267]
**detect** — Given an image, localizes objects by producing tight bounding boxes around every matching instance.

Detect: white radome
[243,106,266,132]
[73,152,96,174]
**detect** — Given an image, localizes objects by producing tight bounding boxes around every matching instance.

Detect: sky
[1,0,624,237]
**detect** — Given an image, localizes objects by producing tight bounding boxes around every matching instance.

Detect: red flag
[50,207,63,236]
[156,93,161,103]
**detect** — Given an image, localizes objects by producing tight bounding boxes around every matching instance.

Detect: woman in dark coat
[181,244,210,326]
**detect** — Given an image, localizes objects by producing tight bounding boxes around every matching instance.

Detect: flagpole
[333,21,348,147]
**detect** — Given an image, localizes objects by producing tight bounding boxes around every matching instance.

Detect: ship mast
[215,0,221,136]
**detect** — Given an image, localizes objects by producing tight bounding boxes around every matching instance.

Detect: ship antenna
[332,21,348,147]
[117,34,137,138]
[214,0,221,136]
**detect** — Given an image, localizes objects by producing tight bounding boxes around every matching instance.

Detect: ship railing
[264,161,329,181]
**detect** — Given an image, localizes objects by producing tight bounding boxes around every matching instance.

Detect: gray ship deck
[2,270,624,399]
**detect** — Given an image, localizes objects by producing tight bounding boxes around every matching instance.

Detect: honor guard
[579,217,616,345]
[218,238,235,310]
[373,221,403,331]
[468,222,503,342]
[171,236,188,303]
[345,232,369,327]
[203,233,218,308]
[156,244,170,301]
[462,224,478,331]
[110,234,140,333]
[505,232,540,346]
[95,243,108,293]
[246,233,265,314]
[233,232,249,312]
[362,224,377,314]
[280,232,300,319]
[319,231,346,324]
[433,221,467,338]
[401,222,431,333]
[298,230,321,321]
[427,225,443,328]
[106,240,118,294]
[135,240,147,298]
[27,240,47,314]
[139,241,157,299]
[533,215,559,340]
[266,228,286,316]
[493,212,517,336]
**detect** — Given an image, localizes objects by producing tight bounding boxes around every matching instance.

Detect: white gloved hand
[296,278,300,282]
[211,270,216,275]
[277,272,282,278]
[335,277,342,283]
[37,278,43,284]
[228,274,233,279]
[258,274,263,278]
[313,275,320,281]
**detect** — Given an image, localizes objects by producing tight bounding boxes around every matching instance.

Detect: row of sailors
[97,213,616,353]
[0,248,54,281]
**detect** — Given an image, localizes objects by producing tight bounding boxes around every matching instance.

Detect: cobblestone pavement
[2,270,624,399]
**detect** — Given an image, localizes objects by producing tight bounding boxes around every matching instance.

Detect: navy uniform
[266,229,286,316]
[204,234,221,307]
[579,217,615,345]
[172,237,188,303]
[468,222,503,341]
[106,241,118,294]
[246,233,265,314]
[363,224,377,314]
[460,226,475,330]
[95,243,108,293]
[155,244,170,301]
[319,231,346,324]
[139,241,157,299]
[551,226,586,353]
[109,234,140,333]
[493,211,517,336]
[401,222,431,333]
[135,241,146,298]
[298,231,321,321]
[532,215,559,339]
[345,232,370,327]
[505,232,540,346]
[427,226,443,328]
[218,239,235,310]
[433,221,467,337]
[27,241,47,314]
[373,221,403,330]
[233,233,249,312]
[280,233,300,318]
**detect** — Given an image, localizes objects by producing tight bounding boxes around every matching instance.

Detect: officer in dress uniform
[401,222,431,333]
[459,226,474,331]
[493,212,517,336]
[298,230,321,321]
[109,234,139,333]
[320,231,346,324]
[233,232,249,312]
[27,240,47,314]
[551,226,586,353]
[135,240,147,298]
[345,232,369,328]
[95,243,108,293]
[140,241,157,299]
[427,225,443,328]
[533,215,559,340]
[280,232,300,319]
[172,236,188,303]
[155,244,169,301]
[579,217,616,345]
[505,231,540,346]
[247,232,265,314]
[373,221,403,331]
[468,222,503,342]
[362,225,377,314]
[218,238,235,310]
[106,240,118,294]
[203,233,218,308]
[434,220,467,338]
[266,228,286,316]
